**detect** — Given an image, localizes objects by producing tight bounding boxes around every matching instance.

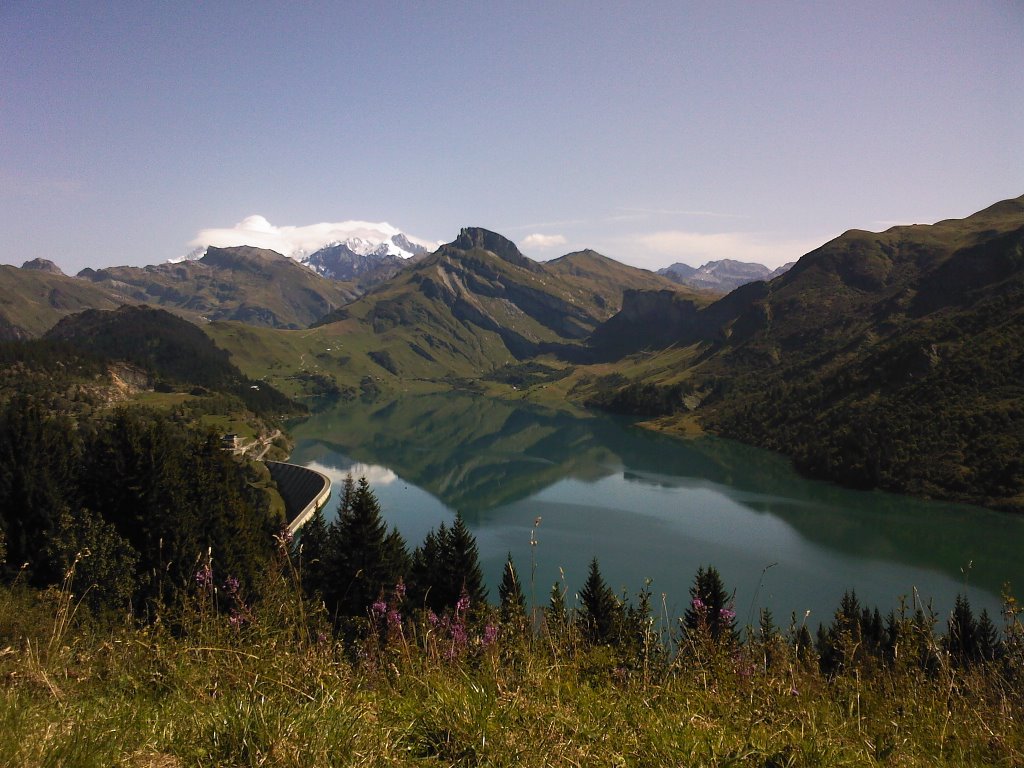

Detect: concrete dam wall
[265,460,332,534]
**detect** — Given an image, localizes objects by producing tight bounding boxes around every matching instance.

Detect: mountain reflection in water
[289,393,1022,623]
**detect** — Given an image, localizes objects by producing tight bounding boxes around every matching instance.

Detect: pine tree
[407,513,487,615]
[683,565,735,642]
[578,557,620,645]
[296,505,329,599]
[322,475,407,619]
[407,525,443,611]
[448,512,487,608]
[976,608,1001,662]
[545,580,568,637]
[498,552,526,624]
[947,593,978,665]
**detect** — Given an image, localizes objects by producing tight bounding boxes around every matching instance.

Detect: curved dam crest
[265,460,332,534]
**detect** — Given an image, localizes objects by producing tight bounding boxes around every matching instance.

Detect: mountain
[303,243,422,287]
[78,246,358,329]
[658,259,793,291]
[304,228,693,378]
[21,258,65,275]
[584,195,1024,512]
[44,305,298,417]
[0,264,129,339]
[178,219,434,286]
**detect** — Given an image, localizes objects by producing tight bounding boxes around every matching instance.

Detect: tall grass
[0,555,1021,767]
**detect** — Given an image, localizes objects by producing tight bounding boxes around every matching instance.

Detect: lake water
[288,393,1023,628]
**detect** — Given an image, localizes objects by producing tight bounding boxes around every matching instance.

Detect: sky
[2,1,1022,274]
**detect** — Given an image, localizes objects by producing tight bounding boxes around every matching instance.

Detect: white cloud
[187,216,439,259]
[305,460,398,488]
[631,230,824,270]
[521,233,568,250]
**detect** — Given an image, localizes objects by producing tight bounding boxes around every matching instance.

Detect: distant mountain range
[658,259,794,291]
[177,220,434,286]
[2,197,1022,511]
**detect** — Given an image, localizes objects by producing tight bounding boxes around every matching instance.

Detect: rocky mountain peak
[451,228,533,269]
[21,258,64,275]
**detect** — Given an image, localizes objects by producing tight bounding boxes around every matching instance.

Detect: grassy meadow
[1,547,1021,768]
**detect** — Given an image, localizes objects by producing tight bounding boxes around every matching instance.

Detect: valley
[1,196,1022,513]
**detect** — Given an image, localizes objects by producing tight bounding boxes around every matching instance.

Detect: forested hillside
[580,195,1024,512]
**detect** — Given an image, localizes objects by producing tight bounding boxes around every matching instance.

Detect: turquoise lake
[288,393,1023,628]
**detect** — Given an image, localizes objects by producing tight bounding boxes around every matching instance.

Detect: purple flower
[719,606,736,622]
[387,608,402,629]
[394,581,406,601]
[195,563,213,589]
[428,610,440,628]
[456,593,470,614]
[223,576,240,596]
[371,600,387,616]
[691,596,705,612]
[482,624,498,646]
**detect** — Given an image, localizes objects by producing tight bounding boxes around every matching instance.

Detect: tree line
[0,396,280,616]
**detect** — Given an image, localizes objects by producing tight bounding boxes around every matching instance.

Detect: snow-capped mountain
[658,259,794,292]
[172,217,438,282]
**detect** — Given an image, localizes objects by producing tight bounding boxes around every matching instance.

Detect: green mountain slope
[78,246,358,329]
[583,195,1024,511]
[298,228,687,385]
[0,264,129,339]
[44,305,299,418]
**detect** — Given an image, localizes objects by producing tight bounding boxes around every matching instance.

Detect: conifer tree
[296,505,329,599]
[498,552,526,624]
[947,593,978,665]
[683,565,736,642]
[407,524,442,611]
[976,608,1001,662]
[578,557,620,645]
[448,512,487,608]
[323,475,407,619]
[545,580,568,637]
[407,514,487,615]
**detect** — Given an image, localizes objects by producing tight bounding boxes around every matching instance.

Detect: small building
[221,433,241,450]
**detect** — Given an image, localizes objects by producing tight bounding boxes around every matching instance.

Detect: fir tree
[295,505,329,599]
[545,580,568,637]
[498,552,526,624]
[407,513,487,615]
[683,565,736,642]
[578,557,620,645]
[323,475,408,619]
[947,593,978,665]
[976,608,1001,662]
[448,512,487,608]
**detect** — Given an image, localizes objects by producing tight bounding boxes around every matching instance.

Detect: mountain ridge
[580,193,1024,511]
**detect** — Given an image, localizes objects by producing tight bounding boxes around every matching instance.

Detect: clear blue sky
[3,1,1022,273]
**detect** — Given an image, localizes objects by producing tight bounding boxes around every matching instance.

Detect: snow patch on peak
[169,246,208,264]
[177,216,439,264]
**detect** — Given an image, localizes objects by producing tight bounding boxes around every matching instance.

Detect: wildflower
[371,599,387,616]
[456,592,470,615]
[387,608,402,630]
[482,623,498,646]
[275,527,294,550]
[691,596,705,612]
[394,580,406,601]
[428,610,440,628]
[719,605,736,622]
[223,576,240,597]
[195,563,213,590]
